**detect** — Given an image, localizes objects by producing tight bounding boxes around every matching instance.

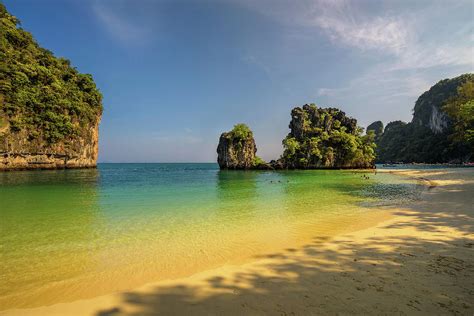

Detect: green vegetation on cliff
[443,80,474,151]
[217,123,259,169]
[366,121,383,142]
[222,124,266,167]
[226,123,253,142]
[280,104,375,168]
[0,4,102,144]
[370,74,473,163]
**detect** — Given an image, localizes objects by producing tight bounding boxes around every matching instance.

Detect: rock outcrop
[412,74,473,134]
[369,73,473,163]
[366,121,384,142]
[0,4,102,171]
[279,104,375,169]
[0,118,100,170]
[217,124,259,169]
[217,105,376,170]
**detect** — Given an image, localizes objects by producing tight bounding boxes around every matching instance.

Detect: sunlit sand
[3,168,473,315]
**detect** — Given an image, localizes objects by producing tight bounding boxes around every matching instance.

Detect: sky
[4,0,474,162]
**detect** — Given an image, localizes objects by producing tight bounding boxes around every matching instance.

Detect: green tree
[230,123,252,140]
[280,104,375,168]
[443,81,474,150]
[0,3,103,143]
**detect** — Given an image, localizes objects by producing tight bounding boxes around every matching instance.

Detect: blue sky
[4,0,474,162]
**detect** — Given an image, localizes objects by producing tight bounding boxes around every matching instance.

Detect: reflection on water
[216,170,258,200]
[216,170,258,222]
[0,169,100,307]
[0,164,424,310]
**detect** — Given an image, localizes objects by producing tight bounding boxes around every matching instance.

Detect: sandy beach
[3,168,473,316]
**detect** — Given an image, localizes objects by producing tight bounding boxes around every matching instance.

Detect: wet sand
[3,168,473,315]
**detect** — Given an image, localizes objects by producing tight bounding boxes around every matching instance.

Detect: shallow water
[0,163,423,310]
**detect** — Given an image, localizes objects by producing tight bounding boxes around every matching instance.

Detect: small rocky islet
[218,73,474,170]
[217,104,377,170]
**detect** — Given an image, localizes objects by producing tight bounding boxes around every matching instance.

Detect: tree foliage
[443,81,474,151]
[280,104,375,168]
[228,123,253,141]
[366,121,383,142]
[370,74,473,163]
[0,3,102,143]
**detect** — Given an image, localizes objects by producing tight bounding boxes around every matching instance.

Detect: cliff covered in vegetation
[0,4,102,170]
[217,105,376,170]
[217,124,268,169]
[370,74,473,163]
[278,104,375,169]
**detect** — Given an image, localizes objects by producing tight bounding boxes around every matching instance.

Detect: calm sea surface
[0,163,424,310]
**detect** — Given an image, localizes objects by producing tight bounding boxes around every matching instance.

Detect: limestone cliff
[217,105,376,170]
[0,118,100,170]
[279,104,375,169]
[0,4,102,170]
[369,73,473,163]
[411,74,473,134]
[217,124,260,169]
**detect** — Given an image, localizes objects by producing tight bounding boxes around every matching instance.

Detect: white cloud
[92,2,150,44]
[308,1,410,55]
[241,54,273,78]
[390,45,474,71]
[240,0,473,119]
[317,87,337,97]
[238,0,473,71]
[238,0,411,55]
[315,16,409,54]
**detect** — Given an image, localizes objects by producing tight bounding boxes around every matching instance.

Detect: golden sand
[2,168,473,315]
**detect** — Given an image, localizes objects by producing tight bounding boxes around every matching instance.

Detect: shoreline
[2,168,473,315]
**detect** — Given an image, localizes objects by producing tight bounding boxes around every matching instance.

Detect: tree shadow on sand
[96,181,474,316]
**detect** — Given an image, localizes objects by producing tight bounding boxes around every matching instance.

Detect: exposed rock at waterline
[217,124,264,169]
[0,4,102,170]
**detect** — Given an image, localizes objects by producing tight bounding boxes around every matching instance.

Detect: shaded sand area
[3,168,473,315]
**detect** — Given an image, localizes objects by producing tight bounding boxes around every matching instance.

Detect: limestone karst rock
[217,105,377,170]
[279,104,375,169]
[368,73,474,163]
[217,124,259,169]
[0,4,102,170]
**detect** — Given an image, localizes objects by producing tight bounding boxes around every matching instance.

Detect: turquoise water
[0,163,423,310]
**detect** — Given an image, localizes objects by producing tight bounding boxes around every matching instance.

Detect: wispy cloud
[239,0,473,70]
[317,87,337,97]
[308,0,410,55]
[92,2,150,44]
[390,45,474,71]
[239,0,473,125]
[241,54,273,78]
[239,0,411,55]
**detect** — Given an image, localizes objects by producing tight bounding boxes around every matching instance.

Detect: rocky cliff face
[412,74,473,134]
[0,4,102,171]
[217,105,376,170]
[366,121,384,141]
[289,105,357,139]
[0,117,100,170]
[368,73,474,163]
[217,124,257,169]
[280,104,375,169]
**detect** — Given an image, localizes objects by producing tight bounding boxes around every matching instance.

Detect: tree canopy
[280,104,375,168]
[443,80,474,152]
[0,3,102,144]
[370,74,473,163]
[228,123,253,141]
